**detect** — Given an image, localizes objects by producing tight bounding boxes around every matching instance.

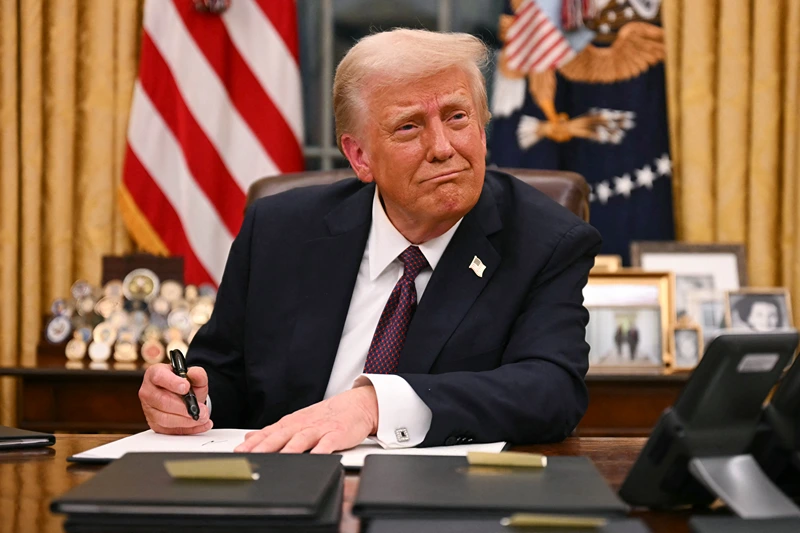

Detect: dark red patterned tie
[363,246,429,374]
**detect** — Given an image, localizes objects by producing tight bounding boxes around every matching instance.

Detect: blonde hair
[333,28,491,152]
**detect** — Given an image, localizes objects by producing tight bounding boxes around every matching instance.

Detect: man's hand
[235,385,378,454]
[139,363,212,435]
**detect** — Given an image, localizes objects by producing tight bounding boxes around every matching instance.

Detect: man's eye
[397,124,415,131]
[451,112,467,120]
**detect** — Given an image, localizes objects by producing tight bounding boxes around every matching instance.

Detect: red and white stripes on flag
[503,0,575,74]
[120,0,303,286]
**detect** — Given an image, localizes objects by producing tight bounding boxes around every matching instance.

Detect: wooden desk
[0,361,689,436]
[0,435,693,533]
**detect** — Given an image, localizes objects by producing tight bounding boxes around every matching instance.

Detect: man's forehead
[376,86,474,115]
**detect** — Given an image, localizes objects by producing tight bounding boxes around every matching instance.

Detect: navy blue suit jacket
[187,170,602,446]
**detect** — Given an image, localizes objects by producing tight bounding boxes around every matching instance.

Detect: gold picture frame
[669,317,703,372]
[724,287,794,332]
[584,271,675,370]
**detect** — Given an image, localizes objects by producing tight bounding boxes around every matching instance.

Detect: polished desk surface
[0,435,693,533]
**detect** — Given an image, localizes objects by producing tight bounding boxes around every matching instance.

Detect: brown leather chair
[246,168,590,222]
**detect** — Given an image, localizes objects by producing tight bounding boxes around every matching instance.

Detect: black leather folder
[367,518,652,533]
[690,516,800,533]
[353,455,628,519]
[51,452,343,532]
[0,425,55,449]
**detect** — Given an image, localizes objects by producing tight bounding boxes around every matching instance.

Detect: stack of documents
[0,425,55,449]
[690,517,800,533]
[354,455,628,520]
[51,452,343,532]
[365,517,652,533]
[67,429,506,470]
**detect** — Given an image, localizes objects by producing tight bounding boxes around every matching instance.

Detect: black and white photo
[671,326,702,370]
[675,274,715,320]
[727,289,793,332]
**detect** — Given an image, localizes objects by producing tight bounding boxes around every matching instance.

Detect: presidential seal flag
[490,0,674,263]
[120,0,304,285]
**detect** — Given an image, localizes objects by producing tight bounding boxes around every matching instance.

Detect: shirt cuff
[354,374,432,448]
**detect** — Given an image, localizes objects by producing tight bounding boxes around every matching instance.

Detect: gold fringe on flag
[117,184,170,256]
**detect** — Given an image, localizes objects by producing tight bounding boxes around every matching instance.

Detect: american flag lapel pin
[469,256,486,278]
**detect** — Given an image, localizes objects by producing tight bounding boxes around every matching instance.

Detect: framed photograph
[630,242,746,329]
[670,320,703,371]
[685,289,727,332]
[591,254,622,274]
[584,271,674,369]
[725,288,794,332]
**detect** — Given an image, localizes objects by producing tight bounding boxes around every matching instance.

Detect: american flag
[120,0,304,285]
[504,0,575,73]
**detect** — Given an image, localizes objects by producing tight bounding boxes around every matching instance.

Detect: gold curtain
[0,0,145,426]
[664,0,800,326]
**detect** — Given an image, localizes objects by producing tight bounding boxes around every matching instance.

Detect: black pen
[169,349,200,421]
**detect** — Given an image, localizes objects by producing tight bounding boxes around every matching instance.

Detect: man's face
[747,302,780,331]
[343,67,486,238]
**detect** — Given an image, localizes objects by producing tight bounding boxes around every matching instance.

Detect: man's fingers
[147,364,191,395]
[250,428,294,453]
[235,430,269,452]
[280,429,322,454]
[140,378,211,420]
[173,420,213,435]
[150,419,214,436]
[145,404,209,429]
[186,366,208,390]
[309,433,339,455]
[145,387,198,417]
[242,420,284,445]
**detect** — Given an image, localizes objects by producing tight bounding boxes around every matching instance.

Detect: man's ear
[341,134,373,183]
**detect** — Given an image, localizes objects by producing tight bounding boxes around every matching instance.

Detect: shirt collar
[368,187,463,281]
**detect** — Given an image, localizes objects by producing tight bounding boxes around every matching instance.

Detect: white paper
[71,429,506,468]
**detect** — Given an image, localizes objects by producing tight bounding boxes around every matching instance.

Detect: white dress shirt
[322,188,462,448]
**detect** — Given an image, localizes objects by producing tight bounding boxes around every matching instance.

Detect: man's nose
[425,119,455,162]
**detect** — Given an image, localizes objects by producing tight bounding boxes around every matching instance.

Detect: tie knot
[399,246,428,280]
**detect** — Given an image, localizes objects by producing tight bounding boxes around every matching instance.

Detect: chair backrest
[246,168,590,222]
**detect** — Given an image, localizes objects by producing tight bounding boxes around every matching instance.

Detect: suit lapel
[286,184,373,407]
[397,182,503,374]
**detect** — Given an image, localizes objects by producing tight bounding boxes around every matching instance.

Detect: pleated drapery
[0,0,145,425]
[663,0,800,326]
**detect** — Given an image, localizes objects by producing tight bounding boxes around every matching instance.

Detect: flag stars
[635,165,655,188]
[595,181,613,204]
[656,153,672,176]
[623,6,635,18]
[614,174,634,197]
[589,155,672,204]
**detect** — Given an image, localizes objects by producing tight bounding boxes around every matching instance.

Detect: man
[138,29,602,453]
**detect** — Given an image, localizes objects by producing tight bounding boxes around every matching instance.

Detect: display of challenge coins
[47,268,216,364]
[123,268,160,302]
[141,336,166,364]
[46,315,72,344]
[65,332,87,361]
[88,341,111,362]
